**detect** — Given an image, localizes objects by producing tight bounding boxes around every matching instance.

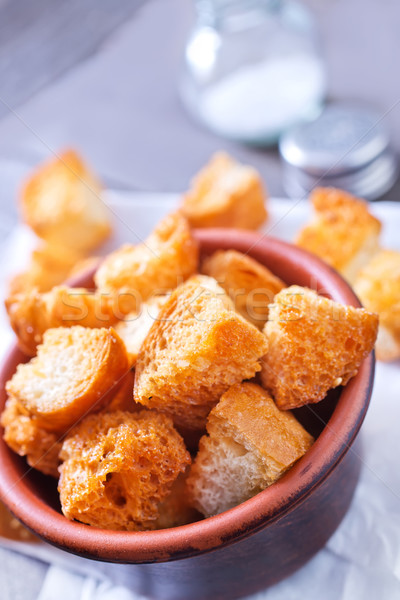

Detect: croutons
[354,249,400,361]
[95,211,199,313]
[186,383,313,517]
[1,395,62,478]
[202,249,285,328]
[181,153,268,230]
[20,150,111,252]
[6,326,129,432]
[134,276,268,429]
[6,286,120,356]
[115,296,167,367]
[296,187,381,283]
[58,410,191,530]
[260,286,378,410]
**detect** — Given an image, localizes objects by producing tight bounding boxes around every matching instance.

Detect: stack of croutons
[2,152,379,530]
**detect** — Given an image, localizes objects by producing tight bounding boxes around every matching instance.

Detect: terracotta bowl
[0,230,374,600]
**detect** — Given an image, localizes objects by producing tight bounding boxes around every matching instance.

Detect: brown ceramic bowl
[0,230,374,600]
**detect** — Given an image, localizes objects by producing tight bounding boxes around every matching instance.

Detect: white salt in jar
[181,0,326,145]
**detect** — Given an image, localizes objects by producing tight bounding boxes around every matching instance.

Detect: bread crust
[21,150,111,252]
[134,275,268,429]
[6,326,130,432]
[58,410,191,530]
[186,383,313,517]
[95,211,199,313]
[354,249,400,361]
[202,249,285,328]
[260,286,379,410]
[181,153,268,230]
[296,187,381,283]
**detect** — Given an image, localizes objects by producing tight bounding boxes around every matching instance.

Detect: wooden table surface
[0,1,399,598]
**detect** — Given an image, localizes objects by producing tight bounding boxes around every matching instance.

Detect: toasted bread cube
[134,276,268,429]
[95,211,199,313]
[6,326,129,431]
[21,150,111,252]
[8,243,86,296]
[115,296,167,367]
[6,286,121,356]
[181,153,268,230]
[202,249,285,328]
[58,410,191,530]
[1,395,62,478]
[296,188,381,283]
[186,383,313,517]
[154,470,200,529]
[354,249,400,361]
[260,286,378,410]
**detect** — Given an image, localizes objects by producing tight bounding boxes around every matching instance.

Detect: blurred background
[0,0,399,237]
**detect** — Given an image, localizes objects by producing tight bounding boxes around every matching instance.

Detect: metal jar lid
[279,104,398,200]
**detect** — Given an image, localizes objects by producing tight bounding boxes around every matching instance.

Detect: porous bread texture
[260,286,379,410]
[58,410,191,530]
[6,326,129,432]
[20,150,111,252]
[95,211,199,313]
[181,152,268,230]
[202,249,285,329]
[6,286,121,356]
[187,383,313,517]
[354,249,400,361]
[295,187,381,283]
[8,243,86,296]
[134,275,269,430]
[154,469,200,529]
[115,296,167,367]
[1,395,62,478]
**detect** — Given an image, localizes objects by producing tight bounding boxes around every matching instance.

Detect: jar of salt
[181,0,326,145]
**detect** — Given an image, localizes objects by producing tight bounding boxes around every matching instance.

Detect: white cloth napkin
[1,193,400,600]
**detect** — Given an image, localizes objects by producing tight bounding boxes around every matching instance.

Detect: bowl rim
[0,230,375,563]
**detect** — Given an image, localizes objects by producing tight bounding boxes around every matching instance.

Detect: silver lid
[279,104,398,200]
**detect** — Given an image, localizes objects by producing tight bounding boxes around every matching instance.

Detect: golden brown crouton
[105,370,136,413]
[260,286,378,410]
[95,211,199,313]
[354,249,400,361]
[186,383,313,517]
[6,326,129,432]
[115,296,167,367]
[296,188,381,283]
[181,153,268,230]
[6,285,121,356]
[21,150,111,252]
[134,276,268,430]
[202,249,285,328]
[58,410,191,530]
[1,395,62,478]
[154,470,200,529]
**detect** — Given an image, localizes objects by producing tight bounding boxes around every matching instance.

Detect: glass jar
[180,0,326,145]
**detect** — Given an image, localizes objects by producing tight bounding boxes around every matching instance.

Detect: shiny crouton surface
[6,326,129,432]
[181,153,267,230]
[260,286,378,410]
[187,383,313,517]
[134,276,268,429]
[58,410,191,530]
[21,150,111,252]
[354,249,400,361]
[296,188,381,283]
[95,211,199,313]
[202,249,285,328]
[6,286,120,356]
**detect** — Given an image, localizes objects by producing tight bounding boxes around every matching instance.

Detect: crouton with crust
[202,249,285,328]
[296,188,381,283]
[58,410,191,530]
[134,275,268,430]
[181,153,268,230]
[186,383,313,517]
[260,286,378,410]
